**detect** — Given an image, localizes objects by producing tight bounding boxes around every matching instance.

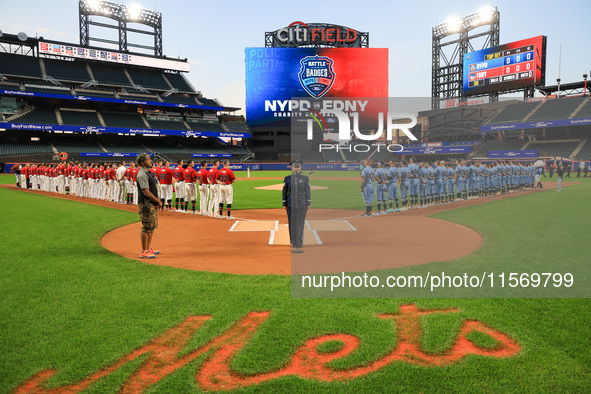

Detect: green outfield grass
[0,173,589,392]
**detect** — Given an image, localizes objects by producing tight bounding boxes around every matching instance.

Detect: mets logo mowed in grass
[298,55,336,98]
[15,304,521,392]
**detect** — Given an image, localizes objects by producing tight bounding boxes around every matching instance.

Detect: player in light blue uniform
[426,162,436,205]
[399,161,411,210]
[468,161,478,198]
[374,162,388,215]
[386,160,400,212]
[435,160,445,204]
[482,163,491,196]
[447,163,456,202]
[360,159,375,216]
[408,157,420,208]
[419,162,428,207]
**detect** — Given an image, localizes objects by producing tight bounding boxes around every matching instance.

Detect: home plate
[229,220,356,246]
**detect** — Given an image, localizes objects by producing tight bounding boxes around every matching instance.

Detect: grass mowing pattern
[0,174,589,392]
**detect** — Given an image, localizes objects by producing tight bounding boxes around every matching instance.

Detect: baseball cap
[136,153,150,166]
[291,159,303,167]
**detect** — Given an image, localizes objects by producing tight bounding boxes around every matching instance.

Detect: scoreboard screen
[463,36,546,96]
[245,47,388,128]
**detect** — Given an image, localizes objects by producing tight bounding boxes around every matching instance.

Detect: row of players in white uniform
[17,162,133,204]
[19,159,236,219]
[360,158,543,216]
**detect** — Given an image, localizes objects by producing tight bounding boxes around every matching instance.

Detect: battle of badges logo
[298,55,336,98]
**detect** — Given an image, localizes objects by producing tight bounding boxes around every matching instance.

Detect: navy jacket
[282,174,311,208]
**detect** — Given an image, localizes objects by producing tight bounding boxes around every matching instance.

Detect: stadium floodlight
[79,0,163,56]
[445,16,462,33]
[86,0,100,11]
[478,6,494,22]
[127,4,142,21]
[432,6,500,109]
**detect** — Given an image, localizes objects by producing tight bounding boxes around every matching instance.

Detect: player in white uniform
[217,160,236,219]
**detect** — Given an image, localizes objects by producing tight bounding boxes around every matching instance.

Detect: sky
[1,0,589,115]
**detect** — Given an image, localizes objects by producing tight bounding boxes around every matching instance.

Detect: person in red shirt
[183,160,198,213]
[207,160,221,218]
[196,160,210,216]
[97,164,105,200]
[124,163,133,204]
[56,161,66,194]
[172,160,185,212]
[218,159,236,219]
[82,164,90,198]
[158,161,174,211]
[131,163,139,205]
[150,160,162,201]
[21,164,30,189]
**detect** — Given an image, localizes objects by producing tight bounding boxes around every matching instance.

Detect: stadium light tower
[431,6,500,109]
[79,0,163,56]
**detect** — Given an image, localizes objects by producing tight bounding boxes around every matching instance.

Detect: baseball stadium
[1,1,590,392]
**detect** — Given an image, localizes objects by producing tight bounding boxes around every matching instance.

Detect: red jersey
[184,166,197,183]
[21,167,29,177]
[159,167,174,185]
[173,165,185,181]
[82,169,89,180]
[219,168,236,185]
[56,165,65,176]
[196,168,209,185]
[103,168,111,181]
[209,167,220,185]
[150,166,160,182]
[97,168,104,179]
[131,167,139,182]
[125,167,132,180]
[51,168,57,178]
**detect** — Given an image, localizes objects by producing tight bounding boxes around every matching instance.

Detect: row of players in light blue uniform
[360,158,538,216]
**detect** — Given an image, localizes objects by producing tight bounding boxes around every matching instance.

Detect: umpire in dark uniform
[283,159,311,253]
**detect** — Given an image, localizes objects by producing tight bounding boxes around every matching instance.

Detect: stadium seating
[0,143,54,157]
[75,89,116,98]
[195,97,220,107]
[89,62,131,86]
[0,53,42,78]
[60,110,102,127]
[473,139,527,156]
[161,95,198,105]
[24,84,71,94]
[488,101,541,124]
[222,121,250,133]
[43,58,91,82]
[103,145,146,153]
[164,73,194,92]
[13,107,58,124]
[0,82,21,91]
[322,148,343,162]
[143,144,192,155]
[126,68,170,90]
[343,146,376,162]
[53,143,104,154]
[528,97,585,121]
[186,121,224,132]
[527,141,580,158]
[575,99,591,118]
[119,94,159,102]
[222,145,248,155]
[574,140,591,161]
[145,119,189,131]
[101,112,147,128]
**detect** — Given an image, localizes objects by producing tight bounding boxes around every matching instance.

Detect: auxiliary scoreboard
[463,36,546,96]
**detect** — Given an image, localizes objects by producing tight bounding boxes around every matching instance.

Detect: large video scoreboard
[463,36,546,96]
[245,47,388,128]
